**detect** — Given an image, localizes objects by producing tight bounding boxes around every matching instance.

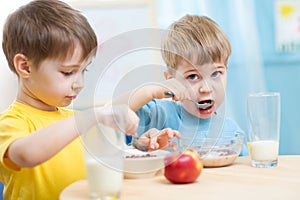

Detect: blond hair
[161,15,231,70]
[2,0,97,74]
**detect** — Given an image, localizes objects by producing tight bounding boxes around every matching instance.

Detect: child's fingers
[163,79,191,101]
[160,128,181,139]
[167,130,181,139]
[97,104,139,136]
[169,142,178,151]
[144,128,158,136]
[148,129,160,150]
[138,128,159,150]
[146,128,182,150]
[124,122,138,136]
[149,136,159,150]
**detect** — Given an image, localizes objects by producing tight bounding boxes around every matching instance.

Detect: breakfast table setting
[60,92,300,200]
[60,155,300,200]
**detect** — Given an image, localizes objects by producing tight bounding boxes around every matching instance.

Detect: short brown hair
[2,0,98,74]
[161,15,231,70]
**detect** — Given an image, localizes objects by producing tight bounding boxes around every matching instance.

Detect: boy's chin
[199,113,214,119]
[58,101,73,108]
[186,108,213,119]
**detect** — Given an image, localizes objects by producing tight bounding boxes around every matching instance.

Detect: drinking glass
[247,92,280,168]
[82,120,124,199]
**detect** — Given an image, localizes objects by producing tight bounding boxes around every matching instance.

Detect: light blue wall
[254,0,300,155]
[220,0,300,155]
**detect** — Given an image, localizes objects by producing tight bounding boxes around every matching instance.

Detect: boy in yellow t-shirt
[0,0,139,199]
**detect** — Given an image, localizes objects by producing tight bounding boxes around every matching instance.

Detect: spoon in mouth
[165,91,212,109]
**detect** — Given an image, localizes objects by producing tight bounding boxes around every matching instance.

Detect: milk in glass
[86,159,123,199]
[250,140,279,161]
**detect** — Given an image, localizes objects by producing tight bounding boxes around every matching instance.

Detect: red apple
[164,149,203,184]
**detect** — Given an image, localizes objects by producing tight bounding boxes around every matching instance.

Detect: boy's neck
[16,95,58,112]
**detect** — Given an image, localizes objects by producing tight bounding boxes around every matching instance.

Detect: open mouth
[197,99,214,110]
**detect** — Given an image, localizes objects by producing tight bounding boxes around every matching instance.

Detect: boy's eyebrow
[59,61,92,68]
[214,63,227,69]
[185,68,198,73]
[60,64,80,68]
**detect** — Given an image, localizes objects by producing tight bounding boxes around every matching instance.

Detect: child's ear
[164,70,173,79]
[14,54,31,78]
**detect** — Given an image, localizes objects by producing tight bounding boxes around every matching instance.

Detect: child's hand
[113,78,193,112]
[151,78,193,101]
[95,104,139,137]
[138,128,181,151]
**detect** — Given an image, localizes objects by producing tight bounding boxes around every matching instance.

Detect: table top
[60,156,300,200]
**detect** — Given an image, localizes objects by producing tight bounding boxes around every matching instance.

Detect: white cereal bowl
[123,148,170,179]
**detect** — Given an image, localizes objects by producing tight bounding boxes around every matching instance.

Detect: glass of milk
[247,92,280,168]
[82,118,125,199]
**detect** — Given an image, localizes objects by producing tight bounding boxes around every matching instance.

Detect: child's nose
[72,75,84,91]
[199,80,211,93]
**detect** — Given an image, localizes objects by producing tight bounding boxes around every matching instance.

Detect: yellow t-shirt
[0,101,86,200]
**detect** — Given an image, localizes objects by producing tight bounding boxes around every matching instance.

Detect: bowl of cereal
[180,133,244,167]
[123,148,170,179]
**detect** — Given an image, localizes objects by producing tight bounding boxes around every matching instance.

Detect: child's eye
[187,74,199,80]
[211,71,221,78]
[61,71,73,76]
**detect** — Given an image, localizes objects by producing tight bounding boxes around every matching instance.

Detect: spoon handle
[164,91,211,109]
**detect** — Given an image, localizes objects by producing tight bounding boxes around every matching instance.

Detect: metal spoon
[165,91,212,109]
[132,137,149,152]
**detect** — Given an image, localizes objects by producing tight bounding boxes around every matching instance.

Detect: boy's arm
[6,105,138,168]
[113,79,191,111]
[116,85,168,112]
